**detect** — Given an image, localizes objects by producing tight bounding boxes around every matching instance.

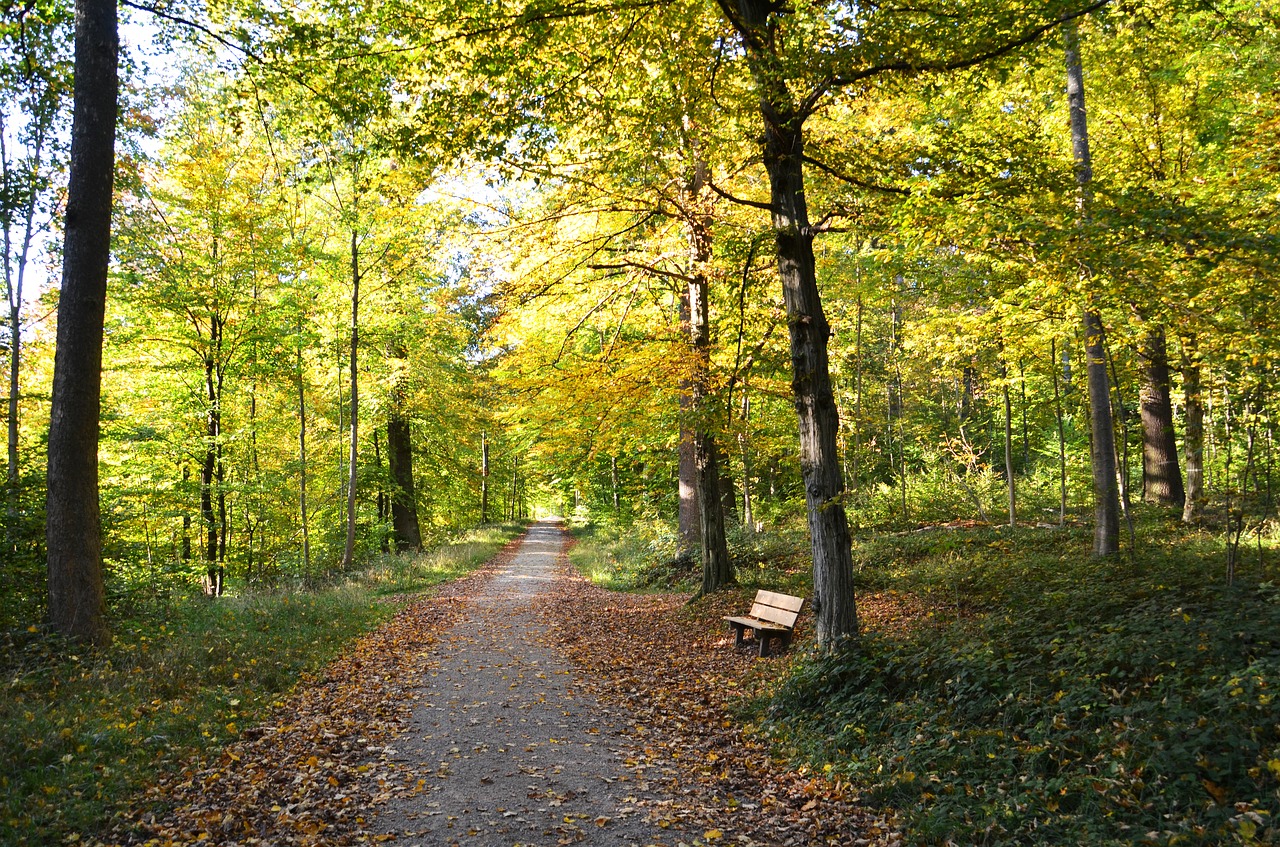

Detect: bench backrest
[749,590,805,629]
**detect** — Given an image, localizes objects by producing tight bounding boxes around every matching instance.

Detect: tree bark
[739,392,755,533]
[1181,334,1205,524]
[685,188,732,594]
[387,416,422,551]
[1051,339,1068,525]
[481,431,490,523]
[201,350,221,595]
[1139,326,1185,507]
[1002,358,1016,527]
[1064,18,1120,556]
[1084,310,1121,555]
[296,314,311,573]
[45,0,117,644]
[385,342,421,551]
[748,69,858,645]
[6,165,37,508]
[677,287,699,554]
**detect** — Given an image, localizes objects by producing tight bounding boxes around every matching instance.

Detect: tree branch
[706,178,774,212]
[588,260,693,284]
[802,154,910,196]
[805,0,1114,110]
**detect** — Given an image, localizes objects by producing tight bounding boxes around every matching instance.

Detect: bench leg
[732,623,747,648]
[758,632,771,658]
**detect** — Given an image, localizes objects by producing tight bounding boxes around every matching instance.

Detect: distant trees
[1,0,71,511]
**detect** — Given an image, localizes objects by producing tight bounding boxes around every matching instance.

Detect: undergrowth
[754,517,1280,846]
[0,522,523,845]
[582,504,1280,844]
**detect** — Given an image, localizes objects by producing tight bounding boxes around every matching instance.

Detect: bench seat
[724,590,805,657]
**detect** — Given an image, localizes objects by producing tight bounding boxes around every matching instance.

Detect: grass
[0,521,524,845]
[567,519,695,591]
[583,507,1280,845]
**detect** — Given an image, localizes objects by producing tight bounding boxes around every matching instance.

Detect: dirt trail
[372,519,673,847]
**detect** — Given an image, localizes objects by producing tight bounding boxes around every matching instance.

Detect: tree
[708,0,1116,645]
[45,0,118,644]
[113,87,292,592]
[1063,17,1121,557]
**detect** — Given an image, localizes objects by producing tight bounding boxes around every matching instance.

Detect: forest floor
[100,519,896,846]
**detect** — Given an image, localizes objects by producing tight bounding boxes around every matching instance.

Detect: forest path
[110,521,890,846]
[371,519,672,846]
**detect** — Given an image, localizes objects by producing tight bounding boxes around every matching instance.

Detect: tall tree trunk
[6,166,38,519]
[1084,311,1121,555]
[341,229,359,570]
[385,342,421,551]
[1052,339,1068,525]
[214,333,226,589]
[677,287,699,554]
[740,391,755,533]
[1064,18,1121,557]
[201,351,221,595]
[46,0,117,644]
[481,431,490,523]
[387,416,422,551]
[746,62,858,645]
[296,314,311,573]
[684,177,732,594]
[850,295,864,503]
[373,430,389,553]
[610,454,619,515]
[1139,326,1185,507]
[1181,334,1205,524]
[1002,358,1016,527]
[958,365,975,423]
[504,460,514,522]
[1107,346,1136,551]
[182,463,192,563]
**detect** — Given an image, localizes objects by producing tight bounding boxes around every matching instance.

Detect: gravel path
[372,520,674,847]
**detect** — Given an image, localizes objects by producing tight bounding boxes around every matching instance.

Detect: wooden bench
[724,590,805,657]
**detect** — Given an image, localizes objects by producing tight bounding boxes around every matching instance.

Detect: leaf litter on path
[97,522,900,846]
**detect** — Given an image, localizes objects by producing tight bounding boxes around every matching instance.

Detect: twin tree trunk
[45,0,118,644]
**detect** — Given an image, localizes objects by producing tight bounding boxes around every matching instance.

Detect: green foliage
[567,520,694,592]
[0,523,520,844]
[759,522,1280,845]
